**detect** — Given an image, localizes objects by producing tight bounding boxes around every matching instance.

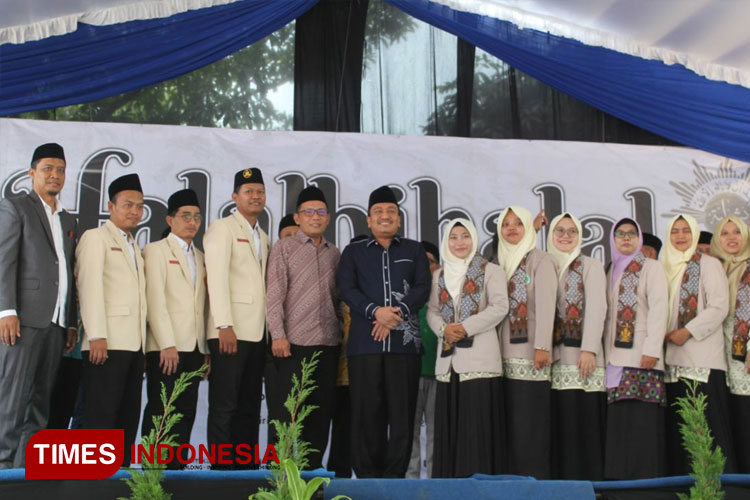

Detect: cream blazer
[144,236,208,354]
[76,220,147,352]
[427,262,509,376]
[604,257,668,370]
[203,211,269,342]
[665,254,729,371]
[499,248,558,361]
[552,255,607,367]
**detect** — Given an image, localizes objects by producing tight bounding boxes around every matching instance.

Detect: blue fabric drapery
[386,0,750,162]
[0,0,318,115]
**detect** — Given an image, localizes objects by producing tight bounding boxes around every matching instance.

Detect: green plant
[674,378,725,500]
[118,364,208,500]
[249,352,350,500]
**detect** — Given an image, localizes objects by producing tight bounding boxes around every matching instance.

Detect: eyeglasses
[553,228,579,237]
[177,213,202,222]
[298,208,328,217]
[614,230,638,239]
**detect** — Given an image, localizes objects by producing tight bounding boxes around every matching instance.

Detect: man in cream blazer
[142,189,207,468]
[76,173,146,468]
[204,168,269,469]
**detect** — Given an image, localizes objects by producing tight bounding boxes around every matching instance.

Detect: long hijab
[609,217,643,288]
[548,213,583,281]
[496,205,536,278]
[440,218,479,304]
[710,216,750,318]
[661,214,700,326]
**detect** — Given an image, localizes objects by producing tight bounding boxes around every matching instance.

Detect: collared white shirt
[119,228,138,270]
[243,218,263,265]
[0,192,69,327]
[170,233,197,286]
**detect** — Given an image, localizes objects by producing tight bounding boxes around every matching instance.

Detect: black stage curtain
[293,0,370,132]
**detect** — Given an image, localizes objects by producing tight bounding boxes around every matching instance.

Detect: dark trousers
[47,357,82,429]
[0,324,63,468]
[83,349,144,468]
[348,353,420,478]
[327,385,352,477]
[142,348,204,469]
[207,338,265,469]
[267,344,339,470]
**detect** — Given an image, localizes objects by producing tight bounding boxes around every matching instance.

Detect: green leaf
[303,476,330,500]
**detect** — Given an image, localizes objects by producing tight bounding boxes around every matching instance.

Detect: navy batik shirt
[337,235,431,356]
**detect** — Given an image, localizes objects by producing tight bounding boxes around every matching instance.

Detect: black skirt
[731,393,750,473]
[604,399,667,479]
[666,370,737,475]
[551,388,606,480]
[503,378,551,479]
[432,370,506,478]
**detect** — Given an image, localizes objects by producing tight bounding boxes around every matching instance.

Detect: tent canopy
[1,0,748,160]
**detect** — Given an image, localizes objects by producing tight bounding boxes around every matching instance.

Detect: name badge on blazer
[110,247,123,252]
[169,260,180,264]
[237,238,250,243]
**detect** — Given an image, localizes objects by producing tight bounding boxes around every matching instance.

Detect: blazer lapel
[232,211,261,266]
[166,236,193,287]
[105,220,138,278]
[195,249,206,300]
[28,193,56,251]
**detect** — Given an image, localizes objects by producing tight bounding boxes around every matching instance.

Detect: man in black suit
[0,143,77,468]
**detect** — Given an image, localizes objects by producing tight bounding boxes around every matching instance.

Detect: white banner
[3,118,749,259]
[2,117,749,468]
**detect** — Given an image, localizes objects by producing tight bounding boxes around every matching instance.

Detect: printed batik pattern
[677,253,701,329]
[508,256,529,344]
[607,367,666,406]
[615,254,645,348]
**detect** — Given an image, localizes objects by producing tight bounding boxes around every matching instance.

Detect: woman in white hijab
[547,213,607,480]
[662,214,736,474]
[427,218,509,477]
[495,206,557,479]
[711,216,750,472]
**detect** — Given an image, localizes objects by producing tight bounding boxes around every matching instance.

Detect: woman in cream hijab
[495,206,557,478]
[661,214,735,474]
[711,216,750,472]
[426,218,509,477]
[547,213,607,480]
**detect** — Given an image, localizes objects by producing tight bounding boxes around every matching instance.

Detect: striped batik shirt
[266,229,341,346]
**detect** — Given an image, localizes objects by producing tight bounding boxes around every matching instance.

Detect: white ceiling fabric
[0,0,240,45]
[432,0,750,87]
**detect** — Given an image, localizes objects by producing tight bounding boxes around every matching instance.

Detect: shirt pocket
[19,278,40,290]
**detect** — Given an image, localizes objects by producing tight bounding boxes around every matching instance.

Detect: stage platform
[1,468,749,500]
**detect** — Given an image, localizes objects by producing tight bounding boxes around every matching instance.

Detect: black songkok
[296,186,327,208]
[642,232,662,253]
[31,143,65,164]
[698,231,713,245]
[278,214,297,236]
[234,168,264,190]
[421,240,440,261]
[167,189,200,214]
[108,173,143,200]
[368,185,398,210]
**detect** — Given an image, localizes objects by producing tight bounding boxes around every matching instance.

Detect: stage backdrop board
[2,118,748,261]
[2,117,749,469]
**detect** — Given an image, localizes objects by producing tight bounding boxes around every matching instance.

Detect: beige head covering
[710,216,750,318]
[548,213,583,281]
[440,218,479,304]
[661,214,700,327]
[496,205,536,278]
